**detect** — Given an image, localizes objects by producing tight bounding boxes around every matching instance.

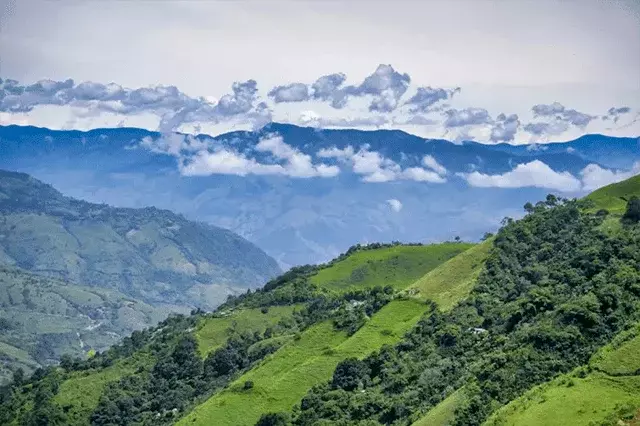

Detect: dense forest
[0,184,639,425]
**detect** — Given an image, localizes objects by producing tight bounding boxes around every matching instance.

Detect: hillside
[0,169,281,308]
[0,169,280,384]
[585,174,640,214]
[0,266,175,385]
[0,175,639,426]
[484,324,640,426]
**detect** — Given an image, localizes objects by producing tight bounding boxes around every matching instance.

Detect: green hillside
[585,174,640,214]
[0,169,280,380]
[1,176,640,426]
[0,266,175,385]
[484,324,640,426]
[179,299,430,426]
[310,243,472,292]
[0,169,281,310]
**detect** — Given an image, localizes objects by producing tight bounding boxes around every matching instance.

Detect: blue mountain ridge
[0,123,638,267]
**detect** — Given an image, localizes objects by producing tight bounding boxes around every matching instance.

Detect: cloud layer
[1,63,637,142]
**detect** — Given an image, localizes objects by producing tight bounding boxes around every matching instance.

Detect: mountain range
[1,124,638,268]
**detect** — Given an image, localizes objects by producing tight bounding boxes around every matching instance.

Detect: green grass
[585,174,640,214]
[407,240,492,311]
[412,388,467,426]
[310,243,473,293]
[52,351,154,425]
[592,324,640,376]
[485,373,640,426]
[195,305,300,357]
[484,323,640,426]
[178,299,430,426]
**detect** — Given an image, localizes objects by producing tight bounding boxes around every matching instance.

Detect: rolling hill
[0,174,639,426]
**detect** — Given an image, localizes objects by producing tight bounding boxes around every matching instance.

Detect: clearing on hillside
[484,324,640,426]
[310,243,473,292]
[585,174,640,214]
[178,299,430,426]
[195,305,300,357]
[407,240,492,311]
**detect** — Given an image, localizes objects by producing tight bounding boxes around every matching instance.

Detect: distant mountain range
[1,123,638,267]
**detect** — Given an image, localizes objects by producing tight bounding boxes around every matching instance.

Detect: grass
[585,174,640,214]
[592,324,640,376]
[195,305,300,357]
[485,373,640,426]
[310,243,473,293]
[407,240,492,311]
[484,322,640,426]
[412,388,467,426]
[178,299,431,426]
[53,351,154,425]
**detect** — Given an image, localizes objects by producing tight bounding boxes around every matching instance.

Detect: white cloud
[402,167,446,183]
[180,148,284,177]
[459,160,582,192]
[256,134,340,178]
[386,199,403,212]
[422,155,447,176]
[316,145,355,160]
[580,162,640,191]
[317,145,446,183]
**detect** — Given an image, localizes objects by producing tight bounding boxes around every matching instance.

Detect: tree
[622,196,640,224]
[256,412,290,426]
[331,358,371,391]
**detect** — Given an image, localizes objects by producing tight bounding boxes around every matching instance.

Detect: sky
[1,0,639,143]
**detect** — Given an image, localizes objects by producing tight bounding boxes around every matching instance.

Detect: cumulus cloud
[268,83,310,103]
[386,199,403,212]
[272,64,411,112]
[458,160,582,192]
[255,134,340,178]
[490,113,520,142]
[141,132,338,179]
[311,73,347,107]
[405,86,460,113]
[317,145,446,183]
[0,77,272,132]
[580,162,640,191]
[443,108,491,128]
[602,106,632,123]
[346,64,411,113]
[526,102,595,137]
[422,155,447,176]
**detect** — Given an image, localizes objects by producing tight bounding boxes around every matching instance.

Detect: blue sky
[1,0,639,143]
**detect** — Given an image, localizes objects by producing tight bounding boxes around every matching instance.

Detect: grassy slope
[179,244,485,426]
[52,351,154,426]
[406,240,492,311]
[484,324,640,426]
[585,174,640,214]
[195,305,300,357]
[179,299,429,426]
[310,243,473,292]
[412,388,466,426]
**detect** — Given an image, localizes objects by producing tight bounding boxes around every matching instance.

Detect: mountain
[0,169,280,384]
[1,124,638,268]
[0,169,280,308]
[1,175,638,426]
